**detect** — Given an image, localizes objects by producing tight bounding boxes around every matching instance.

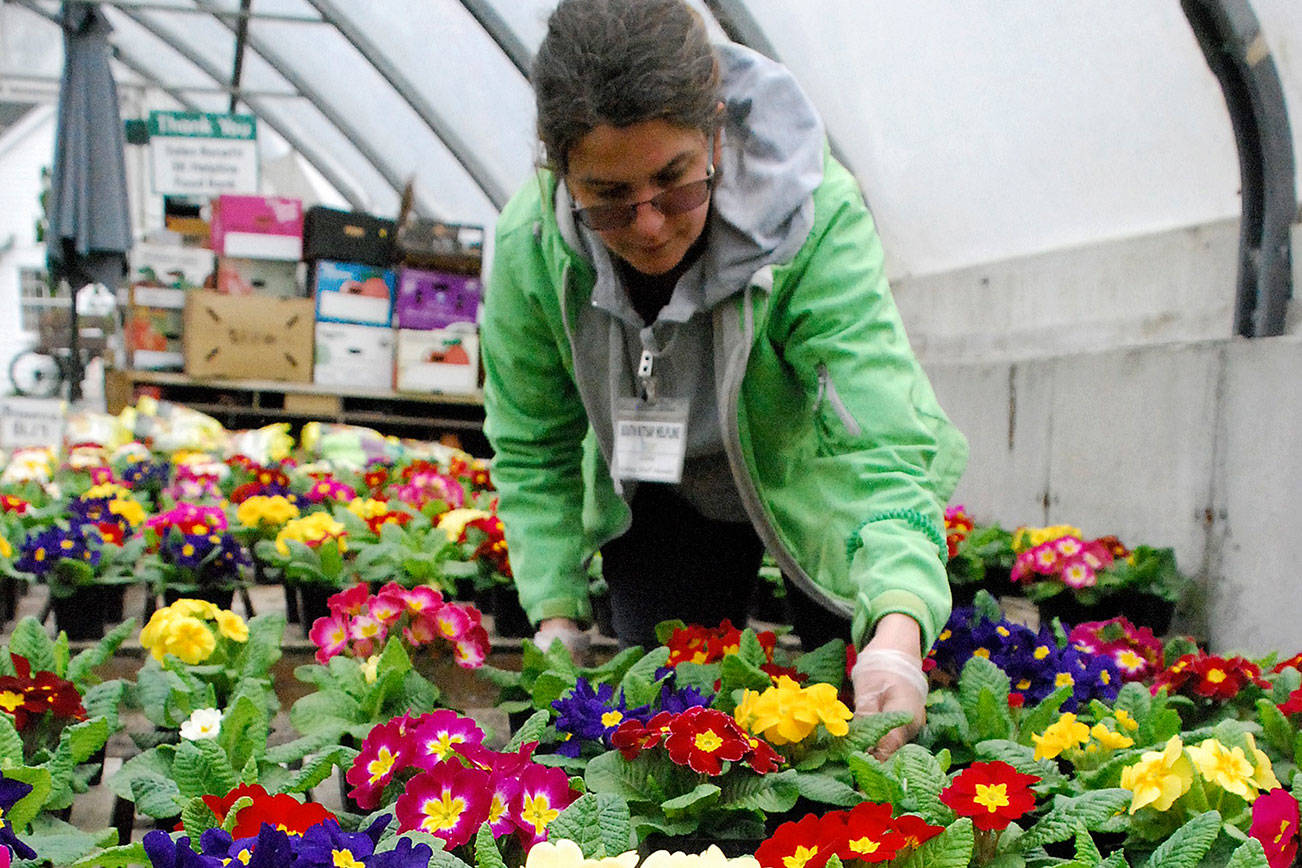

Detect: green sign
[148,110,257,140]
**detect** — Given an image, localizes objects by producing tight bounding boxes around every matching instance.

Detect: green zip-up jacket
[482,153,968,651]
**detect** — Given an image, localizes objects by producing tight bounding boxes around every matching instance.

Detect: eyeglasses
[571,166,715,231]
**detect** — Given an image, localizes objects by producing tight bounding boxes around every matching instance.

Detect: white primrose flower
[179,707,223,741]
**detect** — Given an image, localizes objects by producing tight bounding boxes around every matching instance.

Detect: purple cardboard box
[394,267,481,330]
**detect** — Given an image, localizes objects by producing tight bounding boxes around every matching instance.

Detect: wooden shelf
[104,369,488,453]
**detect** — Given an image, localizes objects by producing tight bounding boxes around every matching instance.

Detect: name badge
[612,397,690,483]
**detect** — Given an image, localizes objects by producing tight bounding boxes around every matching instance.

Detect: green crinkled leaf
[218,694,269,773]
[533,671,578,711]
[45,717,111,809]
[1143,810,1222,868]
[108,746,174,800]
[18,814,117,868]
[791,770,863,807]
[281,747,357,794]
[474,821,508,868]
[1073,825,1103,865]
[661,783,721,817]
[893,817,975,868]
[131,774,186,818]
[1257,699,1296,756]
[795,639,848,688]
[3,764,51,831]
[234,612,287,681]
[846,753,903,803]
[0,712,24,764]
[550,793,634,859]
[582,647,645,686]
[959,656,1012,740]
[8,616,56,673]
[181,794,220,841]
[81,680,125,732]
[891,744,951,824]
[1017,789,1132,850]
[1099,851,1131,868]
[1016,684,1072,746]
[289,689,361,739]
[172,738,238,801]
[506,710,550,752]
[827,711,915,761]
[667,661,720,698]
[974,739,1068,789]
[1224,837,1270,868]
[263,731,337,766]
[618,647,670,696]
[69,842,149,868]
[584,750,662,804]
[737,629,769,668]
[717,654,773,712]
[65,617,136,685]
[718,769,800,814]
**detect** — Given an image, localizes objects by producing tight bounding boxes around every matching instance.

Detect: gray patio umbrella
[46,1,133,402]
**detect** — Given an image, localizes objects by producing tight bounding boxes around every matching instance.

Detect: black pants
[601,483,852,650]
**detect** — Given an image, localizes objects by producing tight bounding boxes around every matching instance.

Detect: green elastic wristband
[846,508,947,564]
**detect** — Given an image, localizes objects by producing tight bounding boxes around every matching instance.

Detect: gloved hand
[851,614,929,760]
[533,617,591,661]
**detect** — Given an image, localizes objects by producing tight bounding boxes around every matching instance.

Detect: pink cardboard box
[394,267,481,330]
[210,194,303,261]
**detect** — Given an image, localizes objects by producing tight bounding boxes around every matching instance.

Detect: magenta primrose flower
[395,759,493,848]
[409,710,486,772]
[309,612,350,664]
[512,763,578,846]
[346,717,411,810]
[145,502,228,536]
[329,582,371,616]
[307,478,357,504]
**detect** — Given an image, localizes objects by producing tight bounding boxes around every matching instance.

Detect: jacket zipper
[816,363,863,437]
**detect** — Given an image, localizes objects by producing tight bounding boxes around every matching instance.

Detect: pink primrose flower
[329,582,372,617]
[454,624,491,669]
[1030,542,1060,574]
[403,614,440,647]
[1061,558,1097,589]
[511,763,578,847]
[346,718,411,810]
[401,585,445,615]
[1250,788,1300,868]
[408,710,485,772]
[307,478,358,504]
[1079,539,1115,571]
[367,592,406,627]
[349,613,387,646]
[309,612,351,664]
[146,502,228,535]
[395,760,492,848]
[433,602,476,642]
[1053,536,1085,559]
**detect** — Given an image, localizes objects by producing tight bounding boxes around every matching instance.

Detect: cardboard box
[312,260,396,326]
[394,267,481,330]
[130,243,214,289]
[183,290,314,382]
[210,194,303,260]
[395,326,478,395]
[126,285,187,370]
[216,257,301,297]
[314,322,395,390]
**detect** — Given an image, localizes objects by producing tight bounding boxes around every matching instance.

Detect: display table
[104,368,487,451]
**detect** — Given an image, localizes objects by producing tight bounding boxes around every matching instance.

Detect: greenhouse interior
[0,0,1300,865]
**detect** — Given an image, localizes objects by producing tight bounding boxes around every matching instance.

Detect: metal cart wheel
[8,349,66,398]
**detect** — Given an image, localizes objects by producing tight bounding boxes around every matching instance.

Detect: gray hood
[557,42,826,312]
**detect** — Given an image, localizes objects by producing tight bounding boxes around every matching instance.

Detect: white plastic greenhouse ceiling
[0,0,1301,651]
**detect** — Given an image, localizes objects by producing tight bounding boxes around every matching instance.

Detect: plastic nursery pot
[51,589,107,641]
[162,586,235,611]
[1036,592,1175,634]
[490,584,531,639]
[639,834,764,859]
[297,583,337,631]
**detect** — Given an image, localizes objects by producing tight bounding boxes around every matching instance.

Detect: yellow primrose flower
[85,482,131,500]
[436,508,491,542]
[1120,736,1194,813]
[275,512,347,556]
[523,839,639,868]
[108,495,146,527]
[0,534,10,560]
[215,610,249,643]
[733,676,852,746]
[359,654,382,684]
[1243,733,1280,793]
[1090,722,1135,751]
[140,609,182,659]
[236,495,301,529]
[1113,709,1139,732]
[1186,738,1258,800]
[1013,524,1083,551]
[1031,712,1091,760]
[162,616,218,664]
[347,498,390,520]
[168,599,220,620]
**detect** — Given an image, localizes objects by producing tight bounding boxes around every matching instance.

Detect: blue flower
[0,772,36,861]
[368,836,436,867]
[142,831,223,868]
[658,681,713,713]
[552,678,650,749]
[13,524,100,577]
[295,819,374,867]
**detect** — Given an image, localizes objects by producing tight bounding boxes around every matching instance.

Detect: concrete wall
[898,221,1302,654]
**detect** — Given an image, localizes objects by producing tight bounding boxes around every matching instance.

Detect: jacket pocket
[813,362,862,453]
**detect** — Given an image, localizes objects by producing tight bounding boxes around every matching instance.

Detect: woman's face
[565,119,713,276]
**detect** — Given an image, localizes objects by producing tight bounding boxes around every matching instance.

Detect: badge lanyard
[612,349,690,483]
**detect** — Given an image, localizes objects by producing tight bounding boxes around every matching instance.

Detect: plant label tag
[612,397,690,483]
[0,397,66,450]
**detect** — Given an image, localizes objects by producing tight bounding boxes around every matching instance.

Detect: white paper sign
[0,397,66,449]
[612,397,690,483]
[149,111,259,196]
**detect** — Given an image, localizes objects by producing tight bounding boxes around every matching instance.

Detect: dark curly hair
[532,0,720,174]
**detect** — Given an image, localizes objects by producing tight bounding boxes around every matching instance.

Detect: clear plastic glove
[852,616,929,760]
[533,617,591,660]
